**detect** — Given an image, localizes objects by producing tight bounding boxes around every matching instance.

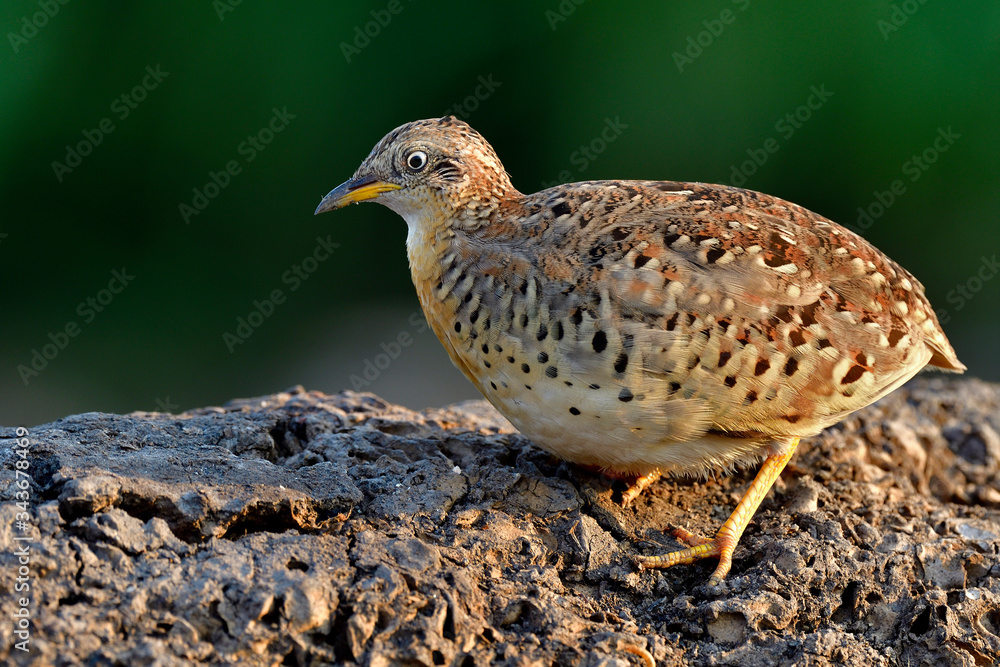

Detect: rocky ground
[1,376,999,666]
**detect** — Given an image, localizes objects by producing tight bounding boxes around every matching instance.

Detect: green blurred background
[2,1,998,426]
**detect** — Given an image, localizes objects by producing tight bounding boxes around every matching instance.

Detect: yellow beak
[314,175,401,214]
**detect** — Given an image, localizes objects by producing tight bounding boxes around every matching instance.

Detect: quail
[314,116,965,586]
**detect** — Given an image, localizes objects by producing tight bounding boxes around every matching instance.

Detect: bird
[314,116,965,586]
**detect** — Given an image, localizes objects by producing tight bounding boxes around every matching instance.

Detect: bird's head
[314,116,517,229]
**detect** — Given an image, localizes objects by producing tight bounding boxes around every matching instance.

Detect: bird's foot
[636,526,735,587]
[635,438,800,586]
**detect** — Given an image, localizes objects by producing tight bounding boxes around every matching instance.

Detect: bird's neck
[402,192,527,285]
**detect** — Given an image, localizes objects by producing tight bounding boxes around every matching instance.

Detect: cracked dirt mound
[1,377,999,666]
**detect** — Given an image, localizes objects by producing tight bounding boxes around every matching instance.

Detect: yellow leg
[621,469,662,506]
[637,437,799,586]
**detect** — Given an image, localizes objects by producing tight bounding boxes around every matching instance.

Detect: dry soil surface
[1,377,999,666]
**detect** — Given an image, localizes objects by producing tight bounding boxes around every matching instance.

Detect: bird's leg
[577,465,663,506]
[620,469,662,506]
[637,437,799,586]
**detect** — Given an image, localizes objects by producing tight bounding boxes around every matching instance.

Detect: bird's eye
[406,151,428,171]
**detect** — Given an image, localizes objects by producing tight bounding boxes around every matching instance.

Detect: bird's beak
[314,175,402,215]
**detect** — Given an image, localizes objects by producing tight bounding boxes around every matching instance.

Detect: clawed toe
[671,526,713,547]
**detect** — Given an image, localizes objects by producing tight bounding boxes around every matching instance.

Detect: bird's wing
[536,180,954,437]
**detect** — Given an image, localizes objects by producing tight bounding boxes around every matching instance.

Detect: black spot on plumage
[668,381,681,393]
[519,281,528,295]
[569,407,581,415]
[634,254,652,269]
[481,343,489,354]
[520,313,529,328]
[818,338,833,349]
[706,247,726,263]
[784,357,799,376]
[570,309,583,326]
[614,353,628,373]
[745,390,758,404]
[490,382,497,390]
[589,383,600,389]
[754,358,770,375]
[537,352,548,363]
[664,232,682,246]
[724,375,737,388]
[783,414,802,423]
[618,388,634,402]
[789,329,807,347]
[494,344,503,352]
[552,201,572,217]
[888,329,905,347]
[484,361,491,368]
[537,323,548,341]
[592,331,607,353]
[507,356,515,363]
[554,321,565,340]
[718,350,731,367]
[611,227,630,241]
[545,366,558,378]
[521,363,530,374]
[454,322,462,333]
[470,309,479,324]
[665,313,679,331]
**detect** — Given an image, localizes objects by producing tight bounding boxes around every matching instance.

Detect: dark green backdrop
[3,1,998,426]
